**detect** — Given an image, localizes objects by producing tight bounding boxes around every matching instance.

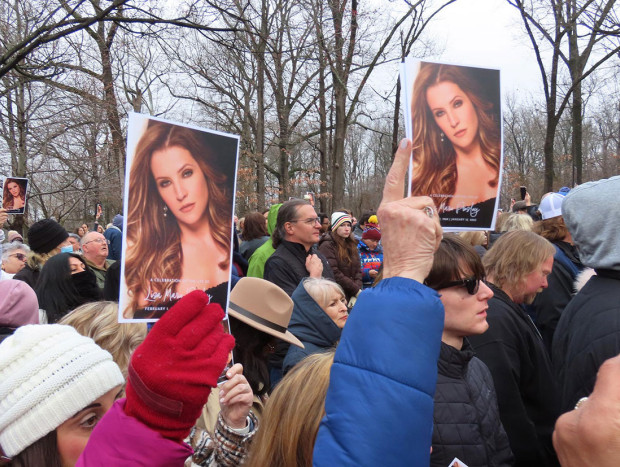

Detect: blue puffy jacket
[313,277,444,466]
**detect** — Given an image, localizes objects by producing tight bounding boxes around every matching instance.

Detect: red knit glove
[124,290,235,442]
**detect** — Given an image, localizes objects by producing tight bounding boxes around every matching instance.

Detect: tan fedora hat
[227,277,304,348]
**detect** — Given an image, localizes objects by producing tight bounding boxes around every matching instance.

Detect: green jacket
[247,204,281,278]
[85,258,115,289]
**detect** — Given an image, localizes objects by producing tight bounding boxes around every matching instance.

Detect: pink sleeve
[77,399,193,467]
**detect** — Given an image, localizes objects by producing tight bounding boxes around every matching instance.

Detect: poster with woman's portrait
[400,58,503,231]
[119,113,239,323]
[1,177,29,214]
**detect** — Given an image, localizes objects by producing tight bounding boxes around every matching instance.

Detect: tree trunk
[278,129,290,201]
[331,83,347,209]
[543,116,558,192]
[328,0,357,209]
[11,74,27,233]
[98,30,126,193]
[571,78,583,185]
[318,49,329,214]
[567,0,583,186]
[255,0,267,211]
[392,71,402,159]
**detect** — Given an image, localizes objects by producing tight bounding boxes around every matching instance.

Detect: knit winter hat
[0,324,124,457]
[539,193,564,220]
[362,226,381,241]
[0,280,39,328]
[362,214,381,240]
[27,219,68,255]
[331,212,352,231]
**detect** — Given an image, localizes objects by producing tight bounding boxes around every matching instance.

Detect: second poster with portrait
[119,113,239,323]
[400,58,503,231]
[1,176,29,214]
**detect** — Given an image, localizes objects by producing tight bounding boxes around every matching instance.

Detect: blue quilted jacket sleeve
[313,277,444,466]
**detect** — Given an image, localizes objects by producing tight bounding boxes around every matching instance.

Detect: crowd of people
[0,141,619,466]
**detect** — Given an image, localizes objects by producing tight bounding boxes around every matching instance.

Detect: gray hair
[1,242,30,263]
[80,231,101,247]
[302,278,345,311]
[272,199,311,248]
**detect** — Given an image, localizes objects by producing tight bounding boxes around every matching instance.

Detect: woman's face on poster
[426,81,479,152]
[7,181,20,197]
[151,145,209,228]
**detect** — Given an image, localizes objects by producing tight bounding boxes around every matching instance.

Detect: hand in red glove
[124,290,235,442]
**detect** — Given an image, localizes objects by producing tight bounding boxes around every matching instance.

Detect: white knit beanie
[0,324,124,457]
[331,212,352,231]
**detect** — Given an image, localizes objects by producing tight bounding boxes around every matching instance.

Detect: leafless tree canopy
[0,0,618,235]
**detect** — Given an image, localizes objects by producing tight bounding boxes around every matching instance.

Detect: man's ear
[283,222,295,236]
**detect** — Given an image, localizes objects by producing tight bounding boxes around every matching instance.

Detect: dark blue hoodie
[104,214,123,261]
[283,281,342,374]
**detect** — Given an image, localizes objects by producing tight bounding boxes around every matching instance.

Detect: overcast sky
[423,0,542,96]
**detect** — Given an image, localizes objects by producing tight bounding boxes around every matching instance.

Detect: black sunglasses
[436,277,481,295]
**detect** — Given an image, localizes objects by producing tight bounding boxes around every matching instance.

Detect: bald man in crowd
[81,231,114,289]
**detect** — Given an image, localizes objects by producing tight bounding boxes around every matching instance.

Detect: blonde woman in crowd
[499,213,533,232]
[59,301,147,379]
[246,351,335,467]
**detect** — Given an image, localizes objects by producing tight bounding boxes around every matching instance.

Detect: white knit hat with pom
[0,324,124,457]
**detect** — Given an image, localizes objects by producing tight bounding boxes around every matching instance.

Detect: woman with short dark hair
[239,212,270,260]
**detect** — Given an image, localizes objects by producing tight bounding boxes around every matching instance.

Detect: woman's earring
[440,132,445,143]
[163,205,168,218]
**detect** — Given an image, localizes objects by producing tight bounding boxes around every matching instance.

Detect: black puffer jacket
[432,340,514,467]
